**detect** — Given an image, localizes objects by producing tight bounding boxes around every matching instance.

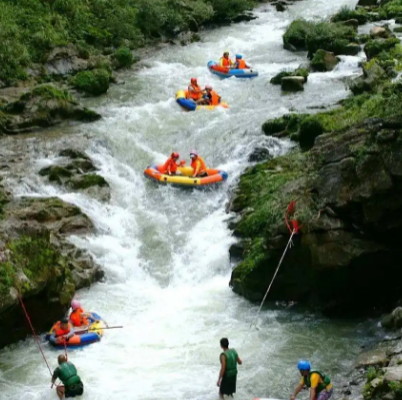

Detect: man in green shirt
[217,338,242,399]
[52,355,84,399]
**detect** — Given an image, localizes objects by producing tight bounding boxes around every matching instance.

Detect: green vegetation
[283,19,357,57]
[0,0,253,84]
[72,69,110,95]
[113,47,134,68]
[270,68,309,85]
[331,6,369,24]
[365,38,400,59]
[380,0,402,19]
[22,85,74,102]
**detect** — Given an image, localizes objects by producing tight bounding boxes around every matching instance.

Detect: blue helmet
[236,54,242,59]
[297,360,311,371]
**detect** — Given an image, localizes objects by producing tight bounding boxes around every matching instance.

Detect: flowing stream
[0,1,382,399]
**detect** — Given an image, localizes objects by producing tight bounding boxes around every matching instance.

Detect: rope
[17,293,53,377]
[249,229,296,329]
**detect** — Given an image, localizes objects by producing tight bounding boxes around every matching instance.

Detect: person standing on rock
[291,361,333,400]
[52,355,84,399]
[217,338,242,399]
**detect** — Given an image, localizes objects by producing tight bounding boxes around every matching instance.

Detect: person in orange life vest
[161,152,184,175]
[69,299,89,327]
[219,51,234,68]
[203,85,221,106]
[234,54,250,69]
[51,318,74,344]
[188,78,204,102]
[190,150,208,177]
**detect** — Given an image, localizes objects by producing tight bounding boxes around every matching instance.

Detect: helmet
[71,299,81,310]
[171,152,179,159]
[205,85,212,90]
[190,150,198,158]
[191,78,197,84]
[236,54,242,59]
[297,360,311,371]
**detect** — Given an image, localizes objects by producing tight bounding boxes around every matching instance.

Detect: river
[0,1,381,399]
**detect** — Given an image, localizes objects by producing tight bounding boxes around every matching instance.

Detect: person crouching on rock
[291,360,333,400]
[51,318,74,344]
[69,300,89,327]
[52,354,84,399]
[217,338,242,399]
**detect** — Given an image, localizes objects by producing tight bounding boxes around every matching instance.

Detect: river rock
[355,343,392,368]
[248,147,273,162]
[276,1,288,12]
[350,61,386,95]
[0,84,100,135]
[228,116,402,315]
[44,45,88,76]
[370,26,395,39]
[311,50,340,72]
[392,307,402,328]
[337,19,360,29]
[383,366,402,382]
[232,12,257,23]
[358,0,378,5]
[281,76,305,91]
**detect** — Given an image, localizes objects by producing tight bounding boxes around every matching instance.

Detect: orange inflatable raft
[144,165,228,187]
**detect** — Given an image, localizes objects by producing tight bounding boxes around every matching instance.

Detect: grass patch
[331,6,369,25]
[72,69,110,95]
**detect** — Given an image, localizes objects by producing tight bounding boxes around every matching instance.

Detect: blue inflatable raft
[207,61,259,78]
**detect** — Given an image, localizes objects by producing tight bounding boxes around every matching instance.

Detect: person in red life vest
[188,78,204,102]
[234,54,250,69]
[51,318,74,344]
[69,299,89,327]
[203,85,221,106]
[160,152,185,175]
[190,150,208,177]
[219,51,234,68]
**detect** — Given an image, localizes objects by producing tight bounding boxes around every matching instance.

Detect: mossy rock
[69,174,108,190]
[72,68,110,96]
[299,116,324,150]
[262,117,288,135]
[311,49,340,72]
[59,149,90,160]
[331,6,369,25]
[39,166,73,183]
[283,20,312,50]
[364,38,400,60]
[270,71,293,85]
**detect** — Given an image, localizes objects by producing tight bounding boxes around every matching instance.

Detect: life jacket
[219,57,232,67]
[161,157,178,174]
[70,308,88,327]
[221,349,238,378]
[208,90,220,106]
[191,156,207,176]
[236,59,247,69]
[53,321,73,337]
[58,361,82,387]
[188,84,202,100]
[304,371,331,394]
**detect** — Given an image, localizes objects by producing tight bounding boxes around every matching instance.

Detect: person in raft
[51,318,74,344]
[291,360,333,400]
[234,54,250,69]
[219,51,234,68]
[217,338,242,399]
[69,299,90,327]
[190,151,208,177]
[188,78,205,103]
[203,85,221,106]
[161,152,185,175]
[52,354,84,399]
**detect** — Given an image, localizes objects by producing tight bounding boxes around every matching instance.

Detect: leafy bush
[299,117,324,150]
[72,69,110,95]
[113,47,134,68]
[283,20,312,50]
[380,0,402,19]
[331,6,368,24]
[365,38,400,59]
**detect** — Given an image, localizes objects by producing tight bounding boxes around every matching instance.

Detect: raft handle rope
[249,229,296,329]
[17,293,53,377]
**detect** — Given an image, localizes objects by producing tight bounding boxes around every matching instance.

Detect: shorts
[220,374,237,396]
[317,388,333,400]
[65,382,84,398]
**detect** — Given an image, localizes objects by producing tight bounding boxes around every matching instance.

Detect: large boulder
[311,49,340,72]
[228,117,402,315]
[370,26,395,39]
[281,76,305,91]
[44,45,88,76]
[358,0,378,5]
[350,61,387,95]
[0,85,101,134]
[248,147,273,162]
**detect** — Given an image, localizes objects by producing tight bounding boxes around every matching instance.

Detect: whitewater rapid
[0,1,379,399]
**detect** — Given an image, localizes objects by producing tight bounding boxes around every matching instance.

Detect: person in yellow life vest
[190,150,208,177]
[204,85,221,106]
[291,361,333,400]
[234,54,250,69]
[219,51,234,68]
[188,78,204,102]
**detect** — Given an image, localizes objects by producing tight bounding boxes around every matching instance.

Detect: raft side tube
[207,61,259,78]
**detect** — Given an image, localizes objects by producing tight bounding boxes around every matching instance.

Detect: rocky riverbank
[0,146,108,349]
[228,0,402,316]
